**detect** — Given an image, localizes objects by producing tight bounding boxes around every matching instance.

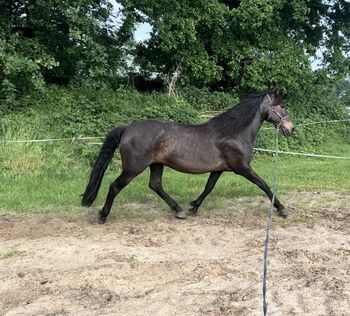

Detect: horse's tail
[81,126,125,207]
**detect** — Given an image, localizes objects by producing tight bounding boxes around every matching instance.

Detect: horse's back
[120,119,178,146]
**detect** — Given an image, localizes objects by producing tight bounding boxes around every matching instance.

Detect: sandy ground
[0,192,349,316]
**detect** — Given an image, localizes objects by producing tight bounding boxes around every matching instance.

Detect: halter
[266,94,288,126]
[271,105,288,126]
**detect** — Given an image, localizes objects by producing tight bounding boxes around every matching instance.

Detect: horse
[81,89,294,223]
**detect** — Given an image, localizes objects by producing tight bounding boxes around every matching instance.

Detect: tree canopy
[0,0,132,99]
[125,0,350,92]
[0,0,349,100]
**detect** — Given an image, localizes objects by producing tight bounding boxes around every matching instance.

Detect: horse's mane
[208,90,272,136]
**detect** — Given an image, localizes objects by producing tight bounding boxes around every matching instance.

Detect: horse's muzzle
[281,126,294,136]
[282,128,293,136]
[281,121,294,137]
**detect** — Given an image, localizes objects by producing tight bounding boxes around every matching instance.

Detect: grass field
[1,152,349,215]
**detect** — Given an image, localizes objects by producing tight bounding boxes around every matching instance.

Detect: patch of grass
[0,153,349,215]
[0,248,21,259]
[1,86,349,219]
[79,286,92,298]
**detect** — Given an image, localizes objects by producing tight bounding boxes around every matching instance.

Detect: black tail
[81,126,125,207]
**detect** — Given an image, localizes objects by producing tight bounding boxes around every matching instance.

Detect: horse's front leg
[234,165,287,218]
[189,171,222,215]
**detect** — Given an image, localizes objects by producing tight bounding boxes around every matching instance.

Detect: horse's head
[262,89,294,136]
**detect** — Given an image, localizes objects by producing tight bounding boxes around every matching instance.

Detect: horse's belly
[158,154,229,174]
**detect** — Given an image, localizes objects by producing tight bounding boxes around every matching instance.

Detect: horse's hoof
[98,214,107,224]
[277,208,288,219]
[188,201,199,216]
[175,211,187,219]
[188,207,198,216]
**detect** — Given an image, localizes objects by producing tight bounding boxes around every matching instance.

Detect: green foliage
[1,0,349,102]
[0,35,50,103]
[34,87,197,137]
[0,0,133,101]
[337,78,350,109]
[179,86,239,110]
[255,80,350,152]
[1,83,349,176]
[125,0,350,92]
[0,86,198,174]
[1,0,349,103]
[131,0,227,87]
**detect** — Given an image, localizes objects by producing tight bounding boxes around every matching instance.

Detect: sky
[110,0,152,42]
[134,23,152,42]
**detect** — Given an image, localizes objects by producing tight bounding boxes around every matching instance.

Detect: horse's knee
[109,183,119,195]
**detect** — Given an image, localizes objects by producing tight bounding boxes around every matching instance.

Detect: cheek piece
[271,106,287,127]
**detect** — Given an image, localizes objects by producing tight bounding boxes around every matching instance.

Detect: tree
[337,78,350,110]
[120,0,350,93]
[0,0,133,101]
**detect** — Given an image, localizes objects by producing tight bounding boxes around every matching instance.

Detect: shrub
[179,86,239,110]
[1,84,349,175]
[0,86,199,173]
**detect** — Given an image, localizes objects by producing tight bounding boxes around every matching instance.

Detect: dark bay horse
[81,89,294,223]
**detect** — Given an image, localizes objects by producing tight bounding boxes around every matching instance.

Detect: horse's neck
[205,106,264,143]
[237,111,263,144]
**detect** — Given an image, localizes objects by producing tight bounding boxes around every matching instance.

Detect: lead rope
[262,125,279,316]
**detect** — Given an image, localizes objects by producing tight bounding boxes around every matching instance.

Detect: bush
[1,86,198,136]
[1,84,349,175]
[179,86,239,110]
[0,86,199,174]
[255,83,350,152]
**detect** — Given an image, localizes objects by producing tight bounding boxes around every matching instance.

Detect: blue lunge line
[263,126,279,315]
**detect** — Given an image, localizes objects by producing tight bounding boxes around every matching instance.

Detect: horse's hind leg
[189,171,222,215]
[99,170,141,223]
[149,164,186,219]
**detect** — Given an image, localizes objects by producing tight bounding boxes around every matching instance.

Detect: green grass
[0,155,349,215]
[0,248,21,259]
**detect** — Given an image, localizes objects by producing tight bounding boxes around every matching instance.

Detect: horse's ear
[271,87,282,106]
[274,86,286,97]
[273,87,281,96]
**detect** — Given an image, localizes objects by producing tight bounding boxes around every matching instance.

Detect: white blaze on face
[273,104,293,133]
[282,120,294,131]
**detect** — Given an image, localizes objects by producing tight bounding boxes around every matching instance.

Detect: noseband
[271,107,288,126]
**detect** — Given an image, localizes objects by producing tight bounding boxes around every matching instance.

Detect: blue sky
[110,0,152,42]
[134,23,152,42]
